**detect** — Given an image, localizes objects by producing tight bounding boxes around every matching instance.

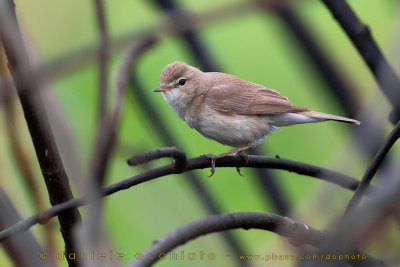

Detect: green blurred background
[1,0,399,266]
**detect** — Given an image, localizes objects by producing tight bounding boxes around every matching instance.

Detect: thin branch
[89,36,156,186]
[127,147,187,171]
[82,36,156,256]
[94,0,110,123]
[126,212,385,267]
[344,120,400,215]
[0,150,362,242]
[321,0,400,123]
[0,1,81,266]
[129,150,362,191]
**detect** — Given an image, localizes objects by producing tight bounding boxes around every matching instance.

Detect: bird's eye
[178,79,186,86]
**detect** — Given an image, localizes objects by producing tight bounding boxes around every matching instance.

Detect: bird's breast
[162,89,199,128]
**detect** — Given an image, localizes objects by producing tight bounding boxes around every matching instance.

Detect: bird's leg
[201,142,256,177]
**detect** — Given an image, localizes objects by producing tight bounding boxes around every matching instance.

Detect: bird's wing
[204,73,308,115]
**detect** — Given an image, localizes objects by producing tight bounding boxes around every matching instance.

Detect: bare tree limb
[0,1,81,266]
[0,150,362,242]
[321,0,400,124]
[125,212,385,267]
[344,120,400,215]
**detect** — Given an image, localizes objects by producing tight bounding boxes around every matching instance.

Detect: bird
[153,61,360,176]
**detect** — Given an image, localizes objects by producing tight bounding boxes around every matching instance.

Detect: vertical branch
[0,1,81,266]
[94,0,109,124]
[79,37,156,260]
[321,0,400,124]
[0,45,57,265]
[90,0,111,186]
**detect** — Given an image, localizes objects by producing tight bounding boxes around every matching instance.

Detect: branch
[126,212,385,267]
[81,36,156,255]
[128,150,362,191]
[304,175,400,267]
[344,120,400,215]
[321,0,400,123]
[127,147,187,171]
[89,36,156,186]
[0,149,362,242]
[94,0,110,123]
[0,1,81,266]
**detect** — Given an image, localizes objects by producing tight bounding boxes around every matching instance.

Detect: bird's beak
[153,86,172,92]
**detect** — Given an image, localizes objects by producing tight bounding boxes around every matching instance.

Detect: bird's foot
[234,151,249,176]
[201,153,219,177]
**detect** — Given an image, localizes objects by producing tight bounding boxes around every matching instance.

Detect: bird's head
[153,61,202,99]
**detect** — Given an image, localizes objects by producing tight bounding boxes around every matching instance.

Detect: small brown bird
[153,61,360,176]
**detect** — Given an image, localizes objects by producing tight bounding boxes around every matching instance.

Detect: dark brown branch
[344,120,400,215]
[321,0,400,124]
[0,150,362,242]
[0,1,81,266]
[1,48,57,261]
[126,212,385,267]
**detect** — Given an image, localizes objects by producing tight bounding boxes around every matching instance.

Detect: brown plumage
[154,61,360,176]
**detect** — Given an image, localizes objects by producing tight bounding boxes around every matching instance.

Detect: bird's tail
[296,110,360,125]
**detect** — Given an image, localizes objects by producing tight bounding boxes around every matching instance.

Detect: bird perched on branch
[153,61,360,176]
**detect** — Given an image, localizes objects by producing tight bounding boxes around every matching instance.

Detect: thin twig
[321,0,400,123]
[126,211,385,267]
[344,120,400,215]
[0,1,81,266]
[0,150,362,241]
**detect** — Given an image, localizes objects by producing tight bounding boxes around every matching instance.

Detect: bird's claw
[201,153,218,177]
[236,151,249,165]
[234,151,249,176]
